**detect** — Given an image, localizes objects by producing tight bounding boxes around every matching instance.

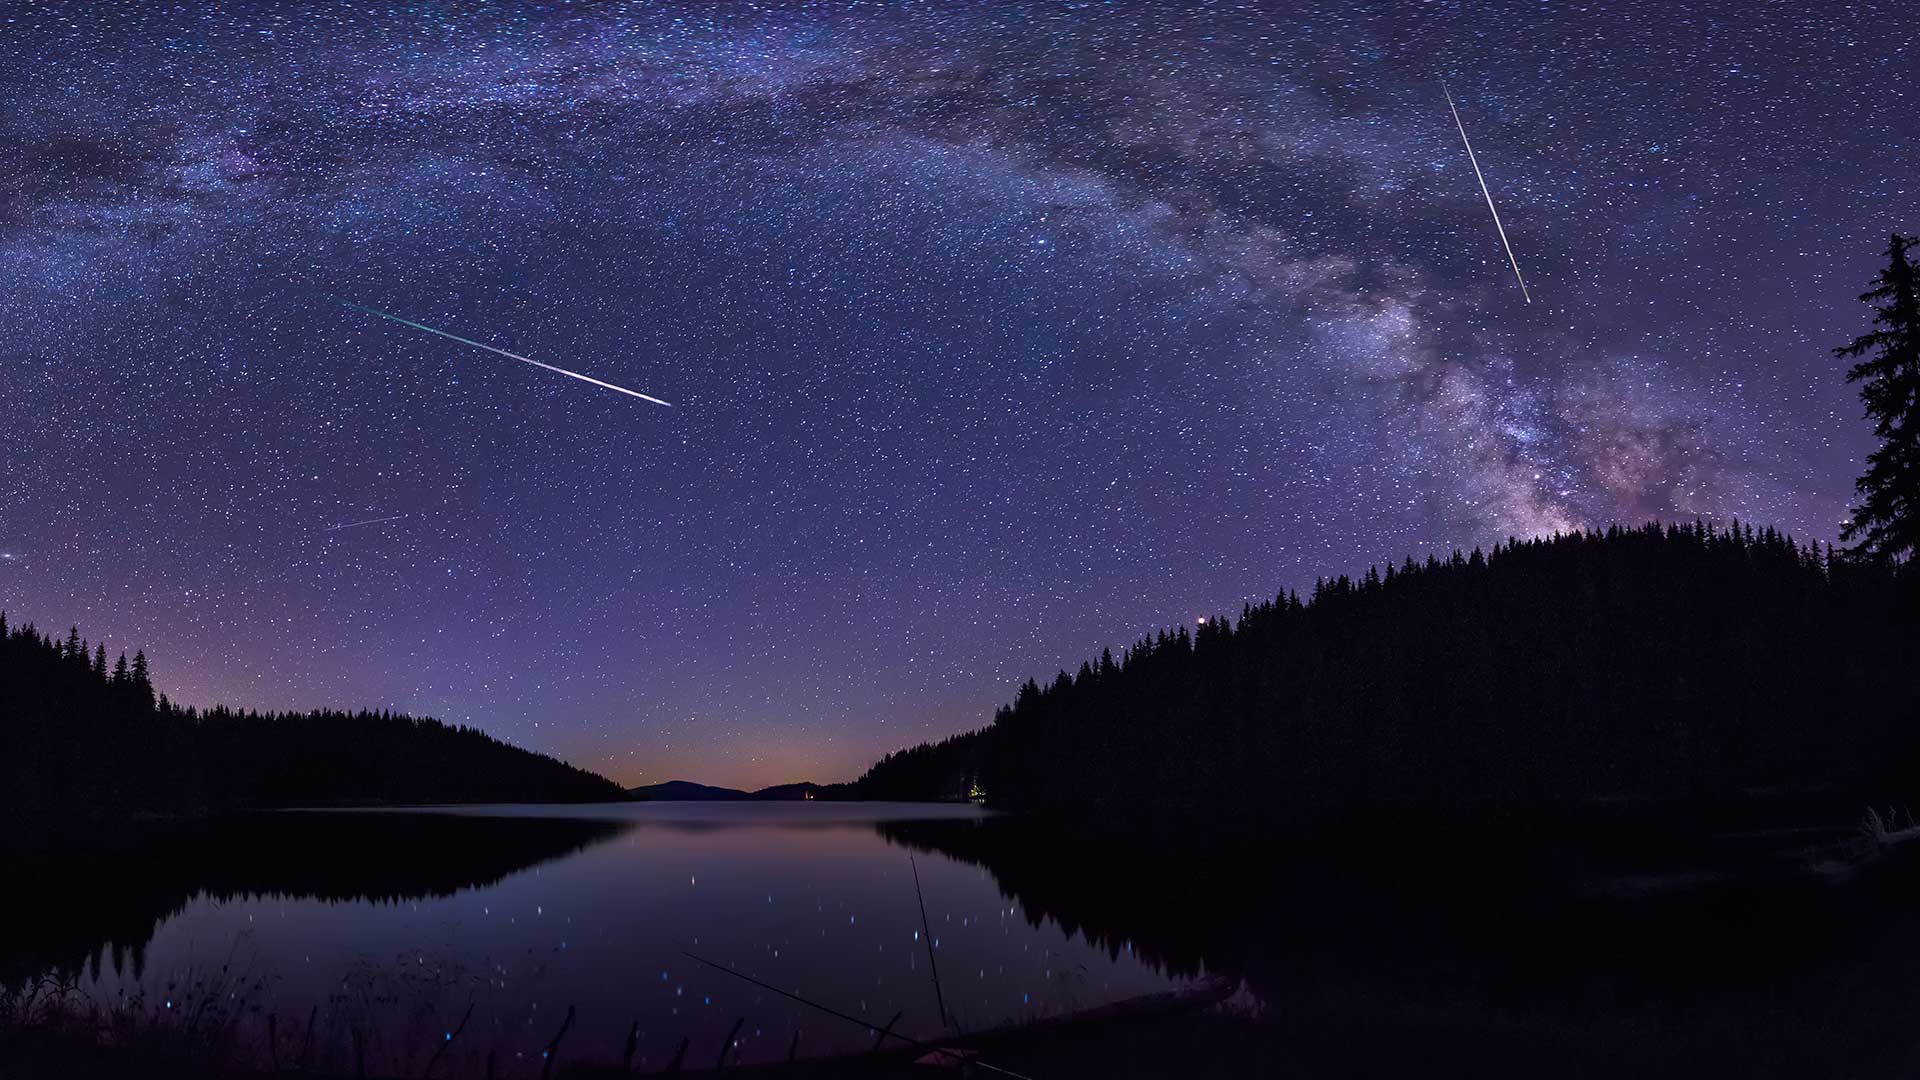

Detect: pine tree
[131,649,155,710]
[93,642,107,680]
[1837,233,1920,561]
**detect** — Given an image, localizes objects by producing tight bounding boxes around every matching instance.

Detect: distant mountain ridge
[628,780,750,801]
[629,779,835,801]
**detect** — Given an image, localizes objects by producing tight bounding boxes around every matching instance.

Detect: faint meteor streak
[327,513,409,532]
[1443,81,1532,303]
[338,300,672,406]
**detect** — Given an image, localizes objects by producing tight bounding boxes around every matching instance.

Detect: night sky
[2,2,1913,789]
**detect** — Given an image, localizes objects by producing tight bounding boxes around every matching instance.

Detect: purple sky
[1,1,1913,788]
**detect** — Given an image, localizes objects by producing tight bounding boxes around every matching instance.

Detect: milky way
[1,2,1913,787]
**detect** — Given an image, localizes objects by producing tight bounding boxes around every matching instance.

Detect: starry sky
[2,1,1913,790]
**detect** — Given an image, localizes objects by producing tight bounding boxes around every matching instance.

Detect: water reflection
[14,804,1180,1073]
[26,804,1920,1076]
[2,812,627,988]
[880,811,1920,1076]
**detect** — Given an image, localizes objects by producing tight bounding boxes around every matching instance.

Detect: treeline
[856,522,1920,825]
[856,729,989,802]
[0,616,627,844]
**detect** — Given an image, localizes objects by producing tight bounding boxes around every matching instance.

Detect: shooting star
[1443,81,1531,303]
[327,513,410,532]
[338,300,672,407]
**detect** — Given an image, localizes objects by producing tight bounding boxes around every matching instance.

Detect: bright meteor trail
[327,513,409,532]
[1443,81,1532,304]
[339,301,673,406]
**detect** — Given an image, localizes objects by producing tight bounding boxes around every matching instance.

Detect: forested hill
[855,522,1920,825]
[0,617,627,842]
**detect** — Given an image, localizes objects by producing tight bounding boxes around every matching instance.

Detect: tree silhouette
[0,618,628,847]
[1837,233,1920,562]
[130,649,154,710]
[857,522,1920,826]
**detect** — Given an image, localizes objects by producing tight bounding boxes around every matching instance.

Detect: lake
[16,800,1920,1076]
[14,803,1185,1073]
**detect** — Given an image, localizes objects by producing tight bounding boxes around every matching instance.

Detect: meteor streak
[327,513,410,532]
[338,301,672,406]
[1443,81,1531,303]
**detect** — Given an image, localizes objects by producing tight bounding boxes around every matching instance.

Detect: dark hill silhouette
[628,780,847,801]
[0,616,629,847]
[855,522,1920,828]
[628,779,752,801]
[750,781,841,800]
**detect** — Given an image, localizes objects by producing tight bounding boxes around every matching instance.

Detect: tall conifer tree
[1837,233,1920,561]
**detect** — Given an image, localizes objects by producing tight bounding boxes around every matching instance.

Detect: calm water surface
[61,803,1184,1071]
[33,802,1920,1076]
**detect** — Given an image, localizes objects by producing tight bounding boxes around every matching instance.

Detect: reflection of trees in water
[1,813,629,987]
[878,812,1920,1078]
[877,816,1248,982]
[876,812,1920,1020]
